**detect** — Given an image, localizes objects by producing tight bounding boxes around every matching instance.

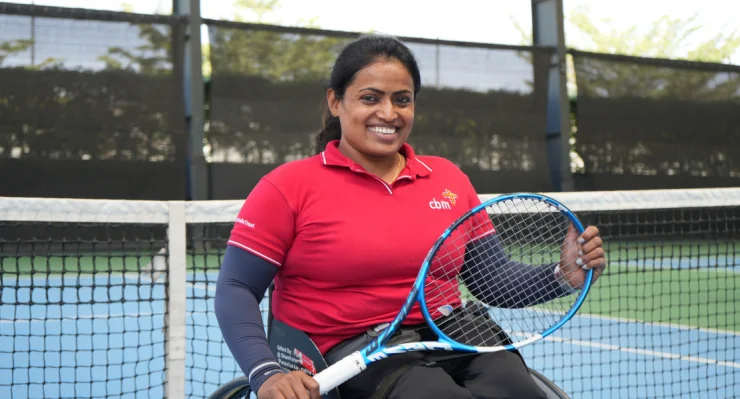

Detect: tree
[207,25,344,81]
[0,39,62,69]
[513,7,740,97]
[0,39,32,66]
[97,24,172,75]
[0,67,182,161]
[209,0,345,80]
[0,1,181,162]
[232,0,281,23]
[513,8,740,178]
[565,7,740,100]
[203,1,553,193]
[205,0,348,162]
[1,1,550,192]
[565,7,740,64]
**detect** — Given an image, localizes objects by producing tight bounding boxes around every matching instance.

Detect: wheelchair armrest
[528,368,571,399]
[207,376,252,399]
[269,318,342,399]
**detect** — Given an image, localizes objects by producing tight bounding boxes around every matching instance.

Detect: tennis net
[1,188,738,398]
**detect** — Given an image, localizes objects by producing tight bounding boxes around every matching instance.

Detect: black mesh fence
[3,4,740,200]
[570,50,740,191]
[0,219,170,399]
[204,20,554,199]
[0,3,188,200]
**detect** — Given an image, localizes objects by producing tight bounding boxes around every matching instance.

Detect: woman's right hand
[257,371,321,399]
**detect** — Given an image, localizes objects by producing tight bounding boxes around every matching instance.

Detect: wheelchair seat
[209,286,570,399]
[208,318,570,399]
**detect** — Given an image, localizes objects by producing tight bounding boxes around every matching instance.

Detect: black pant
[337,350,548,399]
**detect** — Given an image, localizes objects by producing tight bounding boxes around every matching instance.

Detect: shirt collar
[321,140,432,179]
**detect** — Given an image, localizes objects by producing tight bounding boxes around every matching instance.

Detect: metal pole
[164,202,187,399]
[174,0,208,200]
[435,42,440,87]
[31,0,35,66]
[532,0,573,191]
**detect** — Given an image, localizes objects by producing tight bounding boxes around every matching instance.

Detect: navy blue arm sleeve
[461,233,570,308]
[214,245,284,394]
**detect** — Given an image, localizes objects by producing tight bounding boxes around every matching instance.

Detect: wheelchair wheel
[207,376,252,399]
[528,368,570,399]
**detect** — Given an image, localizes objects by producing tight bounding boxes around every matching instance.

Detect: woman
[215,34,606,399]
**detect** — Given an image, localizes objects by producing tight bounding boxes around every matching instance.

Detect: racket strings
[474,200,570,341]
[427,200,561,307]
[423,198,583,348]
[487,199,581,340]
[422,208,509,346]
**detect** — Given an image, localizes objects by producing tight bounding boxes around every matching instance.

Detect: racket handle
[313,351,366,395]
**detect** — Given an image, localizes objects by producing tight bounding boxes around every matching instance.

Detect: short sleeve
[227,179,295,266]
[465,177,496,242]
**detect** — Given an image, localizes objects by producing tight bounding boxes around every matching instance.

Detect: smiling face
[328,58,416,160]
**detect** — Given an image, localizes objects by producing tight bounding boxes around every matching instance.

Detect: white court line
[501,306,740,338]
[2,272,162,283]
[5,309,268,324]
[541,334,740,369]
[517,307,740,337]
[608,261,740,273]
[188,281,215,293]
[8,313,736,370]
[3,270,221,283]
[2,311,164,324]
[2,278,235,325]
[9,276,738,338]
[3,278,215,324]
[126,273,216,290]
[573,312,740,337]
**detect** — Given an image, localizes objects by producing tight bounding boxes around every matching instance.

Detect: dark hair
[315,34,422,153]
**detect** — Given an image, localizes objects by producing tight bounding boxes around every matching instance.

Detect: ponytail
[315,105,342,154]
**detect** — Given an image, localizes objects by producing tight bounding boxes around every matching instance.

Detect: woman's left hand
[559,225,606,290]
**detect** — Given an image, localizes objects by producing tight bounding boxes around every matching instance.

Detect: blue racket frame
[361,193,593,359]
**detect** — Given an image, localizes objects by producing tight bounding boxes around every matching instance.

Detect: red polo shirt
[228,140,491,354]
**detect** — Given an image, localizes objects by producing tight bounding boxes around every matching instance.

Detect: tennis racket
[312,193,593,394]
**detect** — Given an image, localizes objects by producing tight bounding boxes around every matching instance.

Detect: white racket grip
[313,351,366,395]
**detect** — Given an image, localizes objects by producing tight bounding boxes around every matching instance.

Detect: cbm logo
[429,198,452,210]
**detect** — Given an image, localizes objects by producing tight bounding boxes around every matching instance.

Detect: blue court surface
[1,272,738,399]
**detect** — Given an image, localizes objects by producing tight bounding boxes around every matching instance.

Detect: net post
[166,201,188,399]
[173,0,208,201]
[531,0,574,191]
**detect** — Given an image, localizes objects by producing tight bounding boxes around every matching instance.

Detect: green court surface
[605,240,739,262]
[463,239,739,333]
[4,240,737,333]
[579,265,738,331]
[2,253,223,274]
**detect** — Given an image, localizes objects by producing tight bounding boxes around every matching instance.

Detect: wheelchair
[208,286,571,399]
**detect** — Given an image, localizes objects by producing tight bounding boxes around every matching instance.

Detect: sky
[5,0,740,64]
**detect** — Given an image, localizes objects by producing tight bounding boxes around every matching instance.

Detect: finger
[302,375,321,399]
[561,257,582,272]
[578,226,600,244]
[578,247,605,266]
[288,374,310,399]
[275,385,295,399]
[591,265,605,283]
[278,387,300,399]
[583,257,606,271]
[275,375,300,399]
[562,224,579,247]
[579,235,603,254]
[564,223,581,246]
